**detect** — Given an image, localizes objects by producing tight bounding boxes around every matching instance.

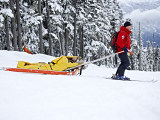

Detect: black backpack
[109,31,120,53]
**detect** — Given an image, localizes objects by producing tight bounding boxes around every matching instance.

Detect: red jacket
[116,26,132,53]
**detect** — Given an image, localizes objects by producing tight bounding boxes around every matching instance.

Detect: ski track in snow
[0,50,160,120]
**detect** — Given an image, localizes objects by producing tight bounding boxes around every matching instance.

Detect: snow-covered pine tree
[62,0,71,56]
[21,1,41,54]
[130,37,139,70]
[112,0,123,32]
[72,0,77,56]
[146,41,153,71]
[38,0,43,53]
[0,2,5,48]
[75,0,86,58]
[16,0,22,51]
[82,0,111,66]
[82,0,100,62]
[10,0,18,51]
[46,0,53,55]
[44,0,69,56]
[62,0,76,56]
[154,45,160,71]
[98,0,112,66]
[107,0,122,35]
[152,32,157,71]
[4,6,10,50]
[106,0,123,67]
[138,22,143,71]
[0,0,13,50]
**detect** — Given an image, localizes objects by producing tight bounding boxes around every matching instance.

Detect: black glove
[122,47,128,53]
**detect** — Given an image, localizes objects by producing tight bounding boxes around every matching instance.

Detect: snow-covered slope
[0,50,160,120]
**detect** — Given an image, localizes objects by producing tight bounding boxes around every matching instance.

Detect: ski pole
[65,51,124,71]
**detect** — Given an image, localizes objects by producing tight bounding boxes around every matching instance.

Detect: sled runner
[2,67,79,75]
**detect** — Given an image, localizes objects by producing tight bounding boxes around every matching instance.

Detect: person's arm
[122,46,128,53]
[122,47,134,55]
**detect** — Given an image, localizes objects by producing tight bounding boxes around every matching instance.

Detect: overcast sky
[117,0,159,3]
[117,0,160,33]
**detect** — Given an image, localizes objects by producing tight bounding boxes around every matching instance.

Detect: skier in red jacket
[112,21,133,80]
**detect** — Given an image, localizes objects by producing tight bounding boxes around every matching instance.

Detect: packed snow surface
[0,50,160,120]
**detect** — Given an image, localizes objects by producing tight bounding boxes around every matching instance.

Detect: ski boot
[122,76,130,80]
[111,74,122,80]
[111,74,130,80]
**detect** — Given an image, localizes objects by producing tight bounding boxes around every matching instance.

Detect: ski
[106,77,158,83]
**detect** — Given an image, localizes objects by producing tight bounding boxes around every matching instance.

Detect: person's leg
[116,53,130,76]
[116,64,122,75]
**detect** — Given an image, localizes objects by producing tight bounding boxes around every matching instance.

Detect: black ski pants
[116,53,130,76]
